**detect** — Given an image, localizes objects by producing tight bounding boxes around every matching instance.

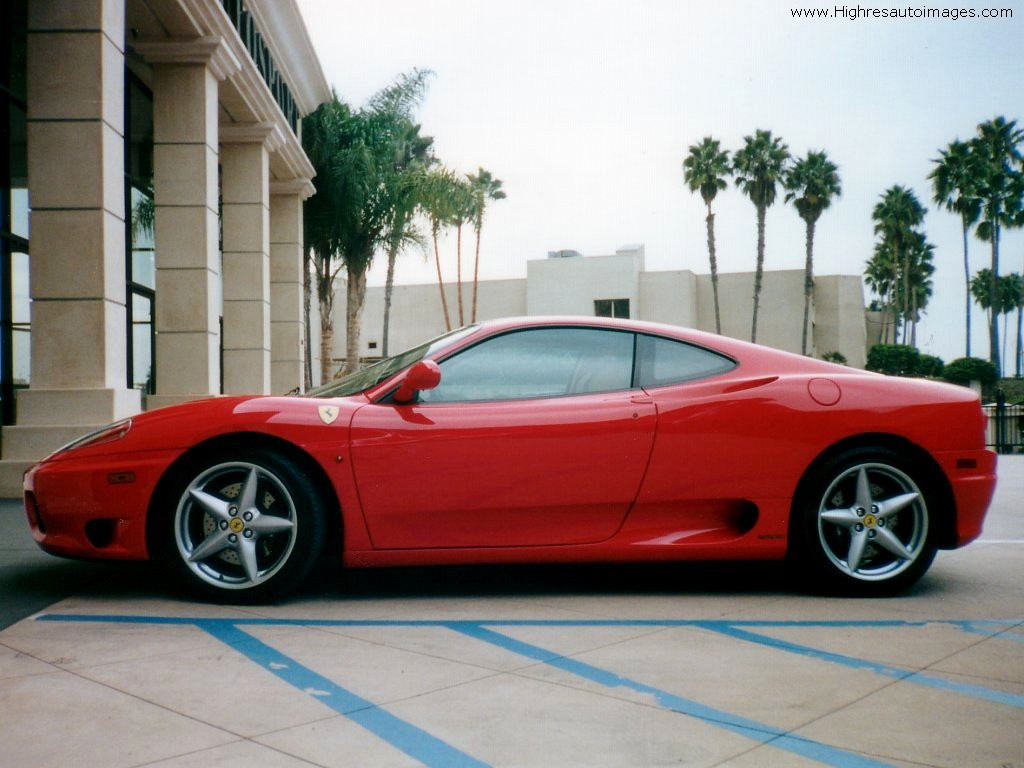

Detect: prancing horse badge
[318,405,340,425]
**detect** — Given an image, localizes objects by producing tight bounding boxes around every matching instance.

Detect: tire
[158,446,327,603]
[791,446,938,596]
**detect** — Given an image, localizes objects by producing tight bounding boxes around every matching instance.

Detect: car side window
[419,327,635,403]
[636,334,735,387]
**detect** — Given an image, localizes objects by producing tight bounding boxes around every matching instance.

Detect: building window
[1,0,29,425]
[125,71,155,395]
[594,299,630,319]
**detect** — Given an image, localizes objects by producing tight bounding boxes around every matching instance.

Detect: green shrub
[821,351,848,365]
[917,354,945,378]
[942,357,998,387]
[866,344,921,376]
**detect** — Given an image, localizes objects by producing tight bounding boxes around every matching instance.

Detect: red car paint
[24,317,996,579]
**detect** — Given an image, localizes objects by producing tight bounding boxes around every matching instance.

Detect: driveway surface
[1,459,1021,767]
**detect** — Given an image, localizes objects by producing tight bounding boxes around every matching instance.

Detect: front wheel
[791,447,938,595]
[159,447,327,603]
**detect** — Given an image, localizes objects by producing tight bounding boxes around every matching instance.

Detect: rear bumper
[933,448,997,547]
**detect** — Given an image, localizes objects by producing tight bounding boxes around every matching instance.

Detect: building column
[270,180,314,394]
[135,38,239,409]
[0,0,140,493]
[220,124,278,394]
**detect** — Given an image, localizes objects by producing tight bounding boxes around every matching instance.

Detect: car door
[349,326,658,549]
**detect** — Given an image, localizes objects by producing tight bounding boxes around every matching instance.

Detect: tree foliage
[942,356,998,387]
[733,130,790,343]
[303,70,433,380]
[683,137,730,334]
[785,150,841,354]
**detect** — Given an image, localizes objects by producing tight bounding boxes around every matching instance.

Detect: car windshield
[306,325,479,398]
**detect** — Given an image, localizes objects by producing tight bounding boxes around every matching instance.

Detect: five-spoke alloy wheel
[793,447,938,594]
[161,447,327,602]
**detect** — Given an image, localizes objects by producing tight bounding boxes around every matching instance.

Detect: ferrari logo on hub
[318,405,339,425]
[229,518,244,533]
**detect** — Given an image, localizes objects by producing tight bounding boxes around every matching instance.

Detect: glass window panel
[132,322,153,392]
[130,187,155,289]
[4,0,28,103]
[11,248,29,324]
[9,102,28,239]
[594,298,629,318]
[131,292,154,393]
[12,327,30,387]
[132,291,151,322]
[636,335,735,388]
[127,78,154,183]
[421,327,634,403]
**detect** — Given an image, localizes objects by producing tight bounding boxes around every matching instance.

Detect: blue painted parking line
[452,623,893,768]
[34,615,1024,768]
[197,620,489,768]
[707,622,1024,709]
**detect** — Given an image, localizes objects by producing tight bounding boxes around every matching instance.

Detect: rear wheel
[160,447,327,602]
[792,447,937,595]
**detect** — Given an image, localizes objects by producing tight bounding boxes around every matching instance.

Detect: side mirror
[393,360,441,404]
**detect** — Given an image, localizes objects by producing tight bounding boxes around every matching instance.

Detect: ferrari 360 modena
[23,317,997,601]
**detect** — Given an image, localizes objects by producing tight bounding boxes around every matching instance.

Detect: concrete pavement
[1,459,1021,767]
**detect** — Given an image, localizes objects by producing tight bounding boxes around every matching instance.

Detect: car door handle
[630,394,654,404]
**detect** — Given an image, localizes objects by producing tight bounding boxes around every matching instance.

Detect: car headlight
[47,418,133,459]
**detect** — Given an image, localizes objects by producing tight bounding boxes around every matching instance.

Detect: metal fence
[984,392,1024,454]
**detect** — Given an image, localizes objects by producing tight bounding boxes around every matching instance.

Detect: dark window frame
[124,69,156,395]
[1,0,29,425]
[594,298,630,319]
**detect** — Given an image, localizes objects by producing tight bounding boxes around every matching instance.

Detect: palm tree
[449,178,475,326]
[1012,194,1024,375]
[1002,272,1024,372]
[302,93,349,384]
[904,231,936,348]
[872,186,926,345]
[971,116,1024,376]
[972,269,1022,367]
[865,240,898,343]
[421,166,459,331]
[683,137,730,334]
[733,129,790,343]
[381,123,434,357]
[302,71,432,381]
[930,140,982,358]
[466,168,506,323]
[784,150,841,355]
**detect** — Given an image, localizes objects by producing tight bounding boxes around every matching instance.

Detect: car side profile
[23,317,997,602]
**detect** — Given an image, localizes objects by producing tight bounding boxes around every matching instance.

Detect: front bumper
[24,448,180,561]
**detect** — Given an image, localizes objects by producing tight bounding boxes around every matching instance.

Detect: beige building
[338,245,867,375]
[0,0,330,495]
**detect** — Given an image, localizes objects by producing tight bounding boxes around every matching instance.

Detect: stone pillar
[1,0,140,493]
[270,180,313,394]
[135,38,239,409]
[219,125,278,394]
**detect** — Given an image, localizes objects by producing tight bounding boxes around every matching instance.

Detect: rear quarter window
[636,334,735,387]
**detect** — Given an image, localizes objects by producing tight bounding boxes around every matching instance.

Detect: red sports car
[23,317,996,601]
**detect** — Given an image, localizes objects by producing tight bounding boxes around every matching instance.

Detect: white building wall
[814,275,868,368]
[527,250,643,316]
[699,270,808,354]
[333,250,868,374]
[638,270,697,327]
[350,279,527,369]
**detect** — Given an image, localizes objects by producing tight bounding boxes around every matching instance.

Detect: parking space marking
[36,615,1024,768]
[706,622,1024,709]
[453,623,892,768]
[198,620,488,768]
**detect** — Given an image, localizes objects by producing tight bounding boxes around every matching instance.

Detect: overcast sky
[296,0,1023,363]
